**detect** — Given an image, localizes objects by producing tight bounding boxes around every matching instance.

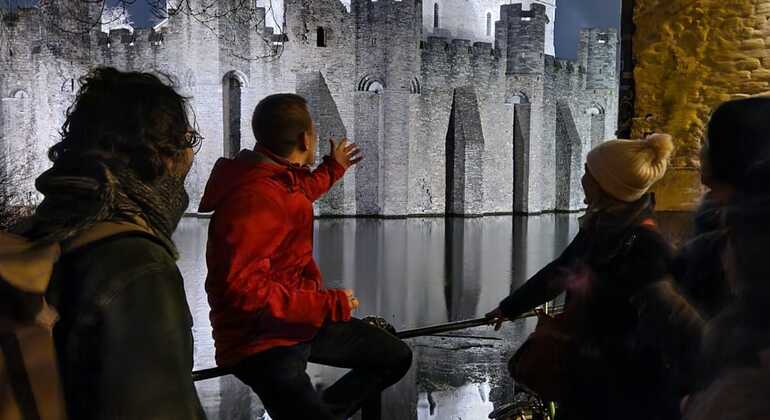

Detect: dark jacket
[500,207,677,420]
[629,197,730,399]
[46,231,205,420]
[670,197,732,318]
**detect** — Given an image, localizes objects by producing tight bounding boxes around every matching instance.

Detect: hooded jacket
[198,147,351,367]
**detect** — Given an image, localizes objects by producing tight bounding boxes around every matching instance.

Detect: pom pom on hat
[586,133,674,202]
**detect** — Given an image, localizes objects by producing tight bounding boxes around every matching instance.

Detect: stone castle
[0,0,618,216]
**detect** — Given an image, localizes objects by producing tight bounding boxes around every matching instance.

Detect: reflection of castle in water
[0,0,617,216]
[172,215,578,418]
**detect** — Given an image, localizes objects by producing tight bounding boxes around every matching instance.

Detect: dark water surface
[173,214,689,420]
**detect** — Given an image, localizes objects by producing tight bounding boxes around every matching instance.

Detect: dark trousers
[234,318,413,420]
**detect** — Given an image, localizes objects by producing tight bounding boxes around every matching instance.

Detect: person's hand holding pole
[343,289,359,311]
[485,307,509,331]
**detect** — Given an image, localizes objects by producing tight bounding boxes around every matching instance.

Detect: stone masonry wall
[632,0,770,210]
[0,0,618,216]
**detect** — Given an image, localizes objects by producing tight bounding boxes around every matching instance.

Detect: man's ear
[301,130,314,151]
[297,130,310,152]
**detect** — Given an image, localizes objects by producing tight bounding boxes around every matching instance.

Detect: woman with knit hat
[486,133,678,420]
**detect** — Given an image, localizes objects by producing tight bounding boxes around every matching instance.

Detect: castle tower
[351,0,421,216]
[522,0,556,56]
[500,3,548,74]
[422,0,555,55]
[579,28,619,90]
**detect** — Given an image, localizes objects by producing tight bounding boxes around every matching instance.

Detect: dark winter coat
[499,198,678,420]
[630,197,732,399]
[46,231,205,420]
[670,197,732,318]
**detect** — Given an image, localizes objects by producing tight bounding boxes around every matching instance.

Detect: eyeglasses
[185,128,204,154]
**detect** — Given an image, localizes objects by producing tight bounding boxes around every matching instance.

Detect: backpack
[0,222,153,420]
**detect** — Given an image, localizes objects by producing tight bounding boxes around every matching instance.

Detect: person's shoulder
[82,231,176,263]
[628,224,674,256]
[65,232,181,298]
[224,177,288,212]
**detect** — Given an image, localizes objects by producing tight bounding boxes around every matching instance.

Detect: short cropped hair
[251,94,313,157]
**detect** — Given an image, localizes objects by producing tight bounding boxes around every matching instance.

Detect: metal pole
[192,304,562,382]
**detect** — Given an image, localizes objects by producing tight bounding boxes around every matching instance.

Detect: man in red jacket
[198,93,412,419]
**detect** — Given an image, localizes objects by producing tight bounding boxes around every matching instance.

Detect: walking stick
[191,303,563,382]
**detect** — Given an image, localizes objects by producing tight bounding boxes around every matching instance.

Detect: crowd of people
[1,67,769,420]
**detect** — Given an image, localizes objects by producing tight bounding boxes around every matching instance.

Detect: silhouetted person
[487,134,677,420]
[198,93,412,420]
[667,98,770,320]
[13,67,205,419]
[632,97,770,407]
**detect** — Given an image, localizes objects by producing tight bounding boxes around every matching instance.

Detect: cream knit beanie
[586,133,675,203]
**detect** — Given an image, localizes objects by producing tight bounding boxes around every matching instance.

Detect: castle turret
[500,3,548,74]
[578,28,619,90]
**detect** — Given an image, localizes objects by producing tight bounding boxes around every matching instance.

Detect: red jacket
[198,147,352,367]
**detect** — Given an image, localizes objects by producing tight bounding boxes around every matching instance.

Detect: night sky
[554,0,621,58]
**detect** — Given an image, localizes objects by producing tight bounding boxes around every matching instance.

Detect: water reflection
[172,214,580,419]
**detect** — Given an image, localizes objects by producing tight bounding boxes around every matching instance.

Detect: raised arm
[296,138,362,202]
[497,230,589,319]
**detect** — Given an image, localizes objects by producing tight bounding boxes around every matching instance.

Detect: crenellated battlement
[500,3,549,22]
[351,0,419,18]
[94,27,166,54]
[545,56,585,75]
[423,37,497,57]
[421,35,501,68]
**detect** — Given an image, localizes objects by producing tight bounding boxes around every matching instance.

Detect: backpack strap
[0,234,61,294]
[0,221,154,295]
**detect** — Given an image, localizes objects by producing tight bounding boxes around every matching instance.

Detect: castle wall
[0,0,617,217]
[417,37,511,215]
[445,86,485,215]
[284,0,357,215]
[353,0,421,216]
[354,92,383,215]
[631,0,770,210]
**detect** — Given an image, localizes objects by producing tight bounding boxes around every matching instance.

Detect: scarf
[578,193,656,265]
[13,154,188,259]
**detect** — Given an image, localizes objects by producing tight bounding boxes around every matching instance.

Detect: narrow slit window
[317,27,326,47]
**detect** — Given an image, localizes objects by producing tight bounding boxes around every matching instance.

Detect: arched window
[410,77,421,95]
[317,27,326,47]
[357,75,386,93]
[486,12,492,36]
[367,81,384,94]
[433,3,439,28]
[587,104,606,147]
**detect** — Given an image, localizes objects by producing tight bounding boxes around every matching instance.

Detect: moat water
[173,213,691,420]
